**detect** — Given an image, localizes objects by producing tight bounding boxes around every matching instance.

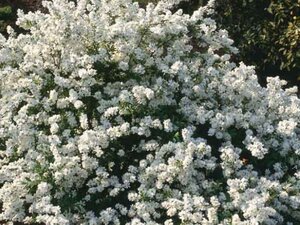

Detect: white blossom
[0,0,299,224]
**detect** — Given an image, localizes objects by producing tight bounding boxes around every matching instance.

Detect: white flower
[49,90,58,102]
[163,119,173,132]
[50,123,59,134]
[246,137,268,159]
[277,119,297,136]
[74,100,84,109]
[132,86,154,104]
[80,113,89,130]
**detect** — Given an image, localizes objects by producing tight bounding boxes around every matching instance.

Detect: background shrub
[0,5,13,34]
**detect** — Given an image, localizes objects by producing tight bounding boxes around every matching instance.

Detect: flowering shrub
[0,0,300,224]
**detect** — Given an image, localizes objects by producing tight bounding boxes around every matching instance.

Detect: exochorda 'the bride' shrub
[0,0,299,224]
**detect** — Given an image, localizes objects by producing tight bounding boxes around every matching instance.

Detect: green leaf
[0,6,12,19]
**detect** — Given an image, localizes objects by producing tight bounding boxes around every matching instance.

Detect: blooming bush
[0,0,300,224]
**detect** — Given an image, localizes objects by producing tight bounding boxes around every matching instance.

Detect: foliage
[0,0,300,224]
[265,1,300,70]
[0,6,12,33]
[0,6,12,19]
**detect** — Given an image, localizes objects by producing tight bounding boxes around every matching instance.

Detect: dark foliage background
[0,0,299,90]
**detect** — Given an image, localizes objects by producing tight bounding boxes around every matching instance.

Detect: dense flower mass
[0,0,299,224]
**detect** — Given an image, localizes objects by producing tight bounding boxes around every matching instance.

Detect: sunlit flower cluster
[0,0,299,224]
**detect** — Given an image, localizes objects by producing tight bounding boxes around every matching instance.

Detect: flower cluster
[0,0,299,224]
